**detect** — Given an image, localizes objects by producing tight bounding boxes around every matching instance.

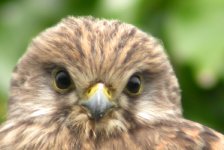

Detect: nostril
[87,89,91,94]
[106,89,110,95]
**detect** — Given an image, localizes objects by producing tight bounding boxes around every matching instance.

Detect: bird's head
[8,17,182,138]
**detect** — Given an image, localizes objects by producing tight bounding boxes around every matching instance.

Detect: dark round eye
[53,69,73,93]
[125,75,142,96]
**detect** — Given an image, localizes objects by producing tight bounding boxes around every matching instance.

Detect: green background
[0,0,224,133]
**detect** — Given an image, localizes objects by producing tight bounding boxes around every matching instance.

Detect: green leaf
[165,0,224,89]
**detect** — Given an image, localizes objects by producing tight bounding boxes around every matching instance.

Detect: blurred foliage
[0,0,223,133]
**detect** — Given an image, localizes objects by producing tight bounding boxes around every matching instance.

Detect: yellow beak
[80,83,114,120]
[86,83,112,100]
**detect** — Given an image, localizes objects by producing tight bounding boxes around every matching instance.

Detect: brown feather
[0,16,223,150]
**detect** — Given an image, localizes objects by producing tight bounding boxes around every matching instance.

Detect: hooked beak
[80,83,115,120]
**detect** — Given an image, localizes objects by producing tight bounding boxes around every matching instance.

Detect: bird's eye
[125,75,142,96]
[52,69,73,93]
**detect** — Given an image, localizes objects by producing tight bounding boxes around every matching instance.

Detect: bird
[0,16,223,150]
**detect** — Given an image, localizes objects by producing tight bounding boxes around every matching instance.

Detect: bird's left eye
[52,69,74,93]
[125,74,142,96]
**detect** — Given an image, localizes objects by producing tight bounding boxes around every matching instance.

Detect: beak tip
[90,111,104,121]
[81,83,114,120]
[81,100,114,120]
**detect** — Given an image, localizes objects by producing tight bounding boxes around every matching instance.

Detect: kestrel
[0,16,223,150]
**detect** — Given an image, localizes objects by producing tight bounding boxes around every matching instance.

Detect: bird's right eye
[52,69,74,93]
